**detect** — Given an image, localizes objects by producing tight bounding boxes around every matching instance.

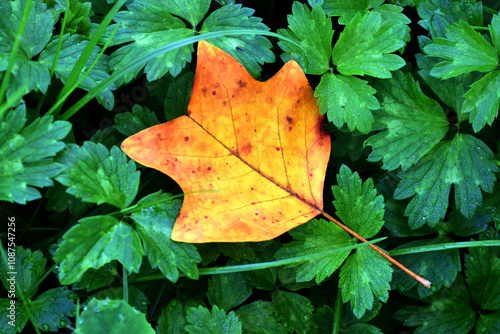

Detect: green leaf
[185,305,242,334]
[366,71,448,171]
[0,246,46,300]
[416,37,484,119]
[272,290,314,333]
[462,70,500,132]
[39,34,116,110]
[207,273,252,311]
[164,71,194,121]
[332,12,408,78]
[417,0,483,38]
[277,3,333,75]
[235,301,287,334]
[0,105,71,204]
[56,142,140,209]
[339,247,392,319]
[274,219,352,284]
[162,0,210,27]
[200,4,275,77]
[465,234,500,310]
[53,215,144,284]
[394,134,499,228]
[76,298,155,334]
[157,299,187,334]
[477,312,500,333]
[332,165,385,238]
[61,0,96,37]
[91,286,148,313]
[491,14,500,53]
[0,0,58,58]
[108,0,195,85]
[423,20,498,79]
[394,277,475,334]
[72,264,118,291]
[131,191,201,282]
[391,237,461,298]
[29,287,76,332]
[317,0,410,26]
[114,105,160,137]
[315,73,379,133]
[0,298,29,334]
[331,131,369,161]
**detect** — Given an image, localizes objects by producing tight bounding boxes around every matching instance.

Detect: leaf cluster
[1,0,500,333]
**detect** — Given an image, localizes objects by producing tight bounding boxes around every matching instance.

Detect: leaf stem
[320,211,432,289]
[332,291,342,334]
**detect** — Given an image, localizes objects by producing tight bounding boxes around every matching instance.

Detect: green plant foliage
[0,105,71,204]
[130,191,201,282]
[56,142,140,208]
[3,0,500,333]
[76,298,155,334]
[0,247,76,333]
[277,3,333,75]
[54,215,143,284]
[185,305,242,334]
[366,70,449,171]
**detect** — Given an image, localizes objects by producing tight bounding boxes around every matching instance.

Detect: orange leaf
[122,41,330,243]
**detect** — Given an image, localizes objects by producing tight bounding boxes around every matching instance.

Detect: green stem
[471,26,489,31]
[129,238,385,283]
[388,240,500,256]
[332,291,342,334]
[123,267,129,304]
[483,6,498,15]
[0,0,33,109]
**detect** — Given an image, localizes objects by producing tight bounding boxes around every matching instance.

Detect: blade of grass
[50,0,128,116]
[0,0,33,112]
[388,240,500,256]
[59,29,306,120]
[129,237,386,283]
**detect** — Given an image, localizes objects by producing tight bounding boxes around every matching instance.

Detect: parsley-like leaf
[395,277,476,334]
[317,0,410,26]
[423,20,498,79]
[207,273,252,311]
[462,70,500,132]
[200,4,275,78]
[315,73,379,133]
[29,287,76,332]
[53,215,144,284]
[185,305,242,334]
[108,0,195,85]
[391,237,460,298]
[272,290,314,333]
[77,298,155,334]
[56,142,140,209]
[157,299,187,334]
[0,105,71,204]
[162,0,211,27]
[235,301,287,334]
[339,248,392,319]
[114,105,160,137]
[0,246,46,300]
[332,12,408,78]
[131,191,201,282]
[465,232,500,310]
[417,0,483,38]
[366,71,448,171]
[394,134,499,228]
[277,3,333,75]
[164,72,195,121]
[275,219,352,284]
[332,165,385,238]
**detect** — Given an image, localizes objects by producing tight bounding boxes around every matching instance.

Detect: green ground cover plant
[1,0,500,333]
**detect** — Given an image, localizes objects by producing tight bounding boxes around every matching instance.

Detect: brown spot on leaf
[237,79,247,88]
[287,116,292,124]
[184,136,189,142]
[208,167,212,171]
[275,147,280,151]
[223,101,227,106]
[241,143,253,154]
[212,90,216,95]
